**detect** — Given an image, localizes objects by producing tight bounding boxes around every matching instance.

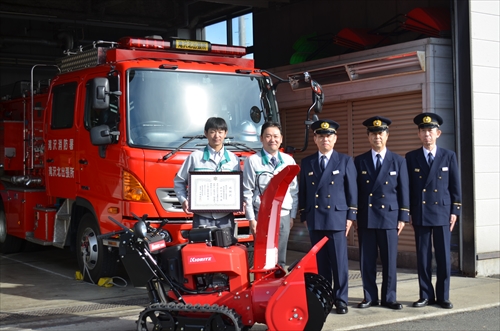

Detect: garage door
[281,101,349,166]
[351,92,423,252]
[282,91,423,253]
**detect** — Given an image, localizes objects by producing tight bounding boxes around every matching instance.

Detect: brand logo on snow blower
[149,241,166,252]
[188,255,215,263]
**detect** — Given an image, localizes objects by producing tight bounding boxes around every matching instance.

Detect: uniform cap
[362,116,392,132]
[413,112,443,128]
[311,119,339,135]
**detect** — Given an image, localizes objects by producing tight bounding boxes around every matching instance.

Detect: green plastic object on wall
[290,32,319,64]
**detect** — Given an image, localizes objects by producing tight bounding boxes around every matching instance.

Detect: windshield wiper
[162,135,206,160]
[224,141,257,153]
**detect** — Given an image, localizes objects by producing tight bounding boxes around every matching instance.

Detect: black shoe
[357,299,380,308]
[412,298,435,307]
[335,300,348,314]
[382,301,403,310]
[437,300,453,309]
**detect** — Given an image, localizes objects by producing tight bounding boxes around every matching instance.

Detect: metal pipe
[0,36,60,47]
[30,64,60,171]
[0,12,169,32]
[1,175,43,186]
[22,97,27,177]
[1,34,133,64]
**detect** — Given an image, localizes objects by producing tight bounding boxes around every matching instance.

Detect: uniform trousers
[309,229,348,304]
[414,225,451,301]
[278,213,291,269]
[358,228,398,303]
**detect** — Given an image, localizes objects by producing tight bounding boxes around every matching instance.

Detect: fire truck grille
[156,188,183,212]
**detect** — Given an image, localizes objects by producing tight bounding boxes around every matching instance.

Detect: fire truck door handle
[47,158,54,163]
[79,159,88,165]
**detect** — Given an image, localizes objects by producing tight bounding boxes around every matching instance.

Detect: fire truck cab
[0,37,323,283]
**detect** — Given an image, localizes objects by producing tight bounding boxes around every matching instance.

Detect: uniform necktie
[270,156,277,168]
[320,155,326,172]
[375,154,382,172]
[428,152,434,167]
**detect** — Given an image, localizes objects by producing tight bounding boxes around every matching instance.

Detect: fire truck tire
[0,207,26,254]
[76,213,119,283]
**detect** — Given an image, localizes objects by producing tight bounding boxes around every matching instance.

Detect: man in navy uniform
[299,119,357,314]
[354,116,409,310]
[406,113,461,309]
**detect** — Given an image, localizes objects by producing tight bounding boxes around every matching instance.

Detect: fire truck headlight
[123,171,152,202]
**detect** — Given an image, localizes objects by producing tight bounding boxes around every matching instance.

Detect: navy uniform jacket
[299,150,357,230]
[355,150,410,228]
[405,147,461,225]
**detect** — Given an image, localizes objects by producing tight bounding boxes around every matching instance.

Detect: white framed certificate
[188,171,243,213]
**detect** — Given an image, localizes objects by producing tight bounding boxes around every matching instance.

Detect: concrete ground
[286,250,500,331]
[0,247,499,331]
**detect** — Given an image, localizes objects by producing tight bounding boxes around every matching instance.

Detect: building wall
[252,0,499,277]
[253,0,450,69]
[269,38,459,269]
[470,0,500,276]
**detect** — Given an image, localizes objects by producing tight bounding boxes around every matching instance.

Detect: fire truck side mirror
[91,78,110,110]
[90,124,113,146]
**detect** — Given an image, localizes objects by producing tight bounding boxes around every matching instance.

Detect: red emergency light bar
[118,37,247,57]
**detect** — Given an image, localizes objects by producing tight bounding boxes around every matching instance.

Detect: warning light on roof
[118,37,246,56]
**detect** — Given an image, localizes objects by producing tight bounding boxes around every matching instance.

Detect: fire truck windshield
[127,69,279,150]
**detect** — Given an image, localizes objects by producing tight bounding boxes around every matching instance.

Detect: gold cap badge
[423,116,431,123]
[373,119,382,127]
[321,122,330,129]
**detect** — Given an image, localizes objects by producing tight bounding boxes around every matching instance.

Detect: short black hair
[261,121,282,136]
[204,117,228,132]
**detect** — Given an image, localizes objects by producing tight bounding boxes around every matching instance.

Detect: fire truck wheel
[0,207,26,254]
[76,213,119,283]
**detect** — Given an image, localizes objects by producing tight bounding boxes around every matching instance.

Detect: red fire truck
[0,36,322,283]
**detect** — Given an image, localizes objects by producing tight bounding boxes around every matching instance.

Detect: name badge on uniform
[390,171,397,176]
[362,171,367,175]
[442,167,449,171]
[332,170,340,175]
[308,172,314,176]
[414,168,420,172]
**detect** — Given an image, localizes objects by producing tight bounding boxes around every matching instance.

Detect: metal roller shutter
[281,101,350,166]
[351,92,423,252]
[352,93,423,157]
[282,91,422,253]
[281,101,349,251]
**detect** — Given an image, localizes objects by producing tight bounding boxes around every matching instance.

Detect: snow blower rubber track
[137,302,245,331]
